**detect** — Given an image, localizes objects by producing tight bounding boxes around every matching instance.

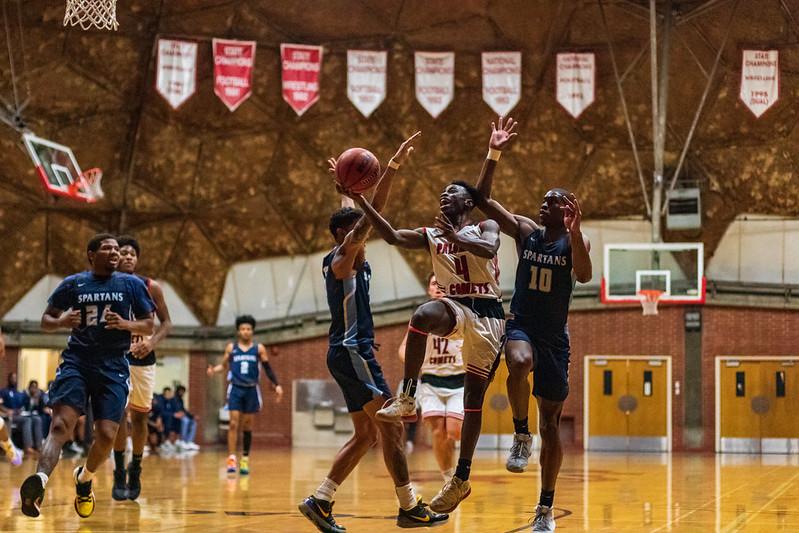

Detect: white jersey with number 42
[421,335,465,377]
[423,225,501,300]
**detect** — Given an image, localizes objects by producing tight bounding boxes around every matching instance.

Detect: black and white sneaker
[298,495,346,533]
[397,500,449,528]
[20,473,46,517]
[531,504,556,532]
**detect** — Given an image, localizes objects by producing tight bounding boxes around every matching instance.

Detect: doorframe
[714,355,798,453]
[583,355,673,451]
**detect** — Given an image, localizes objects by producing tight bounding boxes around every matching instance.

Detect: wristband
[487,148,502,161]
[388,158,401,170]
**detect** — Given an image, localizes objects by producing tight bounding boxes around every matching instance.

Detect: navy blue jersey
[128,274,157,367]
[48,271,156,358]
[229,343,260,387]
[510,229,574,335]
[323,248,375,348]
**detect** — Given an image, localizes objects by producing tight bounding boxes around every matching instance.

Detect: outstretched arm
[562,195,592,283]
[435,215,500,259]
[207,344,232,376]
[353,192,427,249]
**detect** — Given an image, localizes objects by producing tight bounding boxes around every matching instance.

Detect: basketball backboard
[22,132,100,202]
[601,242,705,305]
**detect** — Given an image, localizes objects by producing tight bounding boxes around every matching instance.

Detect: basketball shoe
[73,466,96,518]
[20,473,46,517]
[239,456,249,475]
[226,454,237,475]
[430,476,471,513]
[112,467,127,500]
[506,433,533,473]
[375,394,417,422]
[298,495,346,533]
[127,461,142,500]
[396,498,449,528]
[1,439,22,466]
[531,504,555,532]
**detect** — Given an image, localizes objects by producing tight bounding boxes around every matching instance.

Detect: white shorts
[418,381,464,420]
[440,298,505,379]
[128,365,155,413]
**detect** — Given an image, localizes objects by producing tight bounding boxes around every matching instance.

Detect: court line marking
[718,470,799,533]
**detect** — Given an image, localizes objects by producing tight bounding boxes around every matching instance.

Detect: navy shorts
[505,319,571,402]
[327,344,392,412]
[227,383,261,414]
[48,352,129,422]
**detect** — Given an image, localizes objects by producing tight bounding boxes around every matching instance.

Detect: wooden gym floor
[1,448,798,532]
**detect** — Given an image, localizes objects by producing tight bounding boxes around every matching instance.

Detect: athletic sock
[131,453,143,467]
[454,458,472,481]
[77,466,95,483]
[402,378,418,398]
[314,477,339,503]
[114,450,125,471]
[395,483,417,511]
[243,431,252,456]
[513,417,530,435]
[442,467,455,482]
[539,489,555,509]
[36,472,49,487]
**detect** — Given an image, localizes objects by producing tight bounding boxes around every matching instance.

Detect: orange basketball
[335,148,381,193]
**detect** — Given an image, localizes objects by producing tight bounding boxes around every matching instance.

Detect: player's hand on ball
[327,157,337,176]
[60,309,82,329]
[131,338,153,358]
[489,115,518,150]
[391,131,421,166]
[335,183,364,203]
[275,385,284,402]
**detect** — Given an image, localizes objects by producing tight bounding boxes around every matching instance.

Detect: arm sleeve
[48,278,74,311]
[261,360,279,386]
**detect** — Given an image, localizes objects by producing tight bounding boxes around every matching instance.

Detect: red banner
[281,43,323,116]
[213,38,256,112]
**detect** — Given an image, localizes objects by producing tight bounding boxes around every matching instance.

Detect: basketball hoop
[67,167,104,203]
[638,289,663,316]
[63,0,118,31]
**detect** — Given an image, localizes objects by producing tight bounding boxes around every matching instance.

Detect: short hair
[329,207,363,237]
[87,233,117,253]
[236,314,256,330]
[450,180,484,206]
[117,235,141,257]
[28,380,38,388]
[176,385,186,393]
[547,187,572,199]
[162,387,172,393]
[427,272,436,285]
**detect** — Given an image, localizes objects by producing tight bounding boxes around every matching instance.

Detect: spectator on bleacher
[158,387,180,453]
[24,380,51,439]
[0,373,43,455]
[175,385,200,451]
[147,395,164,453]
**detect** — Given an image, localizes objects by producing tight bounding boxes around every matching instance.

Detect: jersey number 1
[454,256,471,281]
[528,266,552,293]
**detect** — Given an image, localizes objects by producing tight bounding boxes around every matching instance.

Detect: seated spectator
[147,395,164,453]
[0,373,43,455]
[158,387,180,453]
[175,385,200,451]
[25,380,52,439]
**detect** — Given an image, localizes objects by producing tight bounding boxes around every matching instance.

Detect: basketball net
[63,0,118,31]
[67,168,104,203]
[638,289,663,316]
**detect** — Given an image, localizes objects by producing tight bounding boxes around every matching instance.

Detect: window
[735,371,745,397]
[603,370,612,396]
[643,370,653,397]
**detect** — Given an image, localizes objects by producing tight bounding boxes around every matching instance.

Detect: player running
[208,314,283,476]
[476,116,592,532]
[20,234,155,518]
[110,235,173,501]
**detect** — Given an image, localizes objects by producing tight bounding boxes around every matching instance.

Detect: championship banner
[556,52,595,119]
[415,51,454,118]
[156,39,198,110]
[213,38,256,112]
[740,50,779,118]
[347,50,387,118]
[281,43,323,116]
[482,51,521,116]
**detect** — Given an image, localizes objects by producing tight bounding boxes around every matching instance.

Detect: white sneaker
[175,440,186,452]
[404,440,414,456]
[531,504,556,532]
[185,442,200,451]
[375,394,417,422]
[160,441,175,454]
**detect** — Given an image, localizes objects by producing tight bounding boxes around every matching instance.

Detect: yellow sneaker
[239,456,249,475]
[73,466,95,518]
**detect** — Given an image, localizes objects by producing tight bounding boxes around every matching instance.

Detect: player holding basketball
[349,124,516,514]
[398,273,464,483]
[475,116,592,532]
[299,132,448,532]
[207,315,283,476]
[0,327,24,466]
[20,234,155,518]
[110,235,173,501]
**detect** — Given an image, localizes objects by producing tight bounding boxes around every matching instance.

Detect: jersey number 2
[240,361,249,375]
[454,256,471,281]
[528,266,552,293]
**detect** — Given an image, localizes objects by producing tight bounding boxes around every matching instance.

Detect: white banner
[156,39,198,110]
[347,50,387,118]
[482,51,521,116]
[556,52,595,119]
[415,51,454,118]
[740,50,779,118]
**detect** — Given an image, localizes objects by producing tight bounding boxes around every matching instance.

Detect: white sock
[77,466,95,483]
[395,483,417,511]
[314,477,339,503]
[442,467,455,483]
[37,472,49,487]
[0,417,5,430]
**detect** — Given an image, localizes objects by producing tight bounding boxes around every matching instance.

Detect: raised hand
[335,183,364,203]
[391,131,422,166]
[489,116,518,151]
[561,194,583,234]
[327,157,337,176]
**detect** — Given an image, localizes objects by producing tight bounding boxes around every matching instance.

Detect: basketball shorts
[440,297,505,380]
[48,352,129,422]
[418,374,465,420]
[506,319,571,402]
[128,364,155,413]
[227,383,262,414]
[327,344,392,412]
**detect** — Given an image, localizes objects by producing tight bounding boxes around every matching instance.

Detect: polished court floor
[0,447,798,532]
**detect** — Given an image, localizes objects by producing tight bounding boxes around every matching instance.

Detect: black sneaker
[127,462,142,500]
[112,468,128,501]
[397,500,449,528]
[20,474,46,517]
[298,495,346,533]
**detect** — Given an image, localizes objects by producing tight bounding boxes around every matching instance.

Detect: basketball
[334,148,381,193]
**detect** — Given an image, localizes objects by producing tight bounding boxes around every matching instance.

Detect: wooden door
[627,359,668,438]
[719,360,761,452]
[587,359,628,448]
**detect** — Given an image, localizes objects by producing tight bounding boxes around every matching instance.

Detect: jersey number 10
[528,266,552,293]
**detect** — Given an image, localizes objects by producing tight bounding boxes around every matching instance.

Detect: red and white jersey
[421,335,464,377]
[423,225,501,300]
